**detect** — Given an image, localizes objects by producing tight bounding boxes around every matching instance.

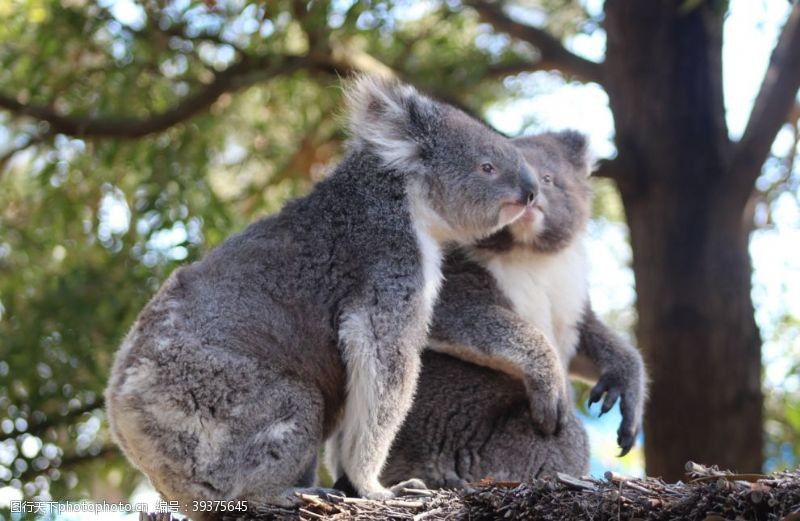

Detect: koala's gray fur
[104,76,538,515]
[381,131,647,487]
[381,351,589,487]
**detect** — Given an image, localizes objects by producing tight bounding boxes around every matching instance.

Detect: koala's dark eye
[481,163,496,175]
[542,174,553,184]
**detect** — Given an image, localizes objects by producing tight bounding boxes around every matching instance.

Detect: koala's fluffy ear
[345,75,439,170]
[551,130,592,177]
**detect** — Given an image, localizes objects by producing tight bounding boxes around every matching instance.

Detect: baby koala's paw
[523,350,569,436]
[588,370,644,456]
[526,377,568,436]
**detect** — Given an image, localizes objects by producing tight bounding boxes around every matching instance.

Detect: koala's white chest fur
[484,236,588,367]
[407,182,447,327]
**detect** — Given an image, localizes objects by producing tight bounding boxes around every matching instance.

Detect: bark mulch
[139,462,800,521]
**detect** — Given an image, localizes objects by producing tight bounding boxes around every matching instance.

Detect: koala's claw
[616,399,641,457]
[600,389,621,415]
[588,374,620,414]
[617,432,634,457]
[617,415,640,457]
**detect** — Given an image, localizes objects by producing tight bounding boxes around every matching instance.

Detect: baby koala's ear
[550,130,592,176]
[344,74,439,170]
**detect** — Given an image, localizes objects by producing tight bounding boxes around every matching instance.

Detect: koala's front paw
[526,376,568,436]
[588,372,643,456]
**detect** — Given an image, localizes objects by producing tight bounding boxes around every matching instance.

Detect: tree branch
[308,44,478,116]
[0,400,103,443]
[463,0,605,85]
[592,158,621,181]
[0,31,524,142]
[0,134,48,176]
[18,444,119,484]
[482,60,557,79]
[732,2,800,197]
[0,55,308,139]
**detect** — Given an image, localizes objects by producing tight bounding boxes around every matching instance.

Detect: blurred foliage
[764,311,800,471]
[0,0,598,506]
[754,115,800,471]
[590,177,626,223]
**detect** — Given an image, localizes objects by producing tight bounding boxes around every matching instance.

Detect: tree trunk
[604,0,763,480]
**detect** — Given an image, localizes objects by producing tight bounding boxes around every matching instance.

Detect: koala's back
[111,153,416,407]
[383,352,589,487]
[105,154,423,505]
[109,175,366,425]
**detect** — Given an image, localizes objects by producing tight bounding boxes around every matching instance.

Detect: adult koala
[379,131,648,487]
[105,76,538,514]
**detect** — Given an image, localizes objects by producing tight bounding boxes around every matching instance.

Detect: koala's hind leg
[329,308,426,500]
[106,344,329,512]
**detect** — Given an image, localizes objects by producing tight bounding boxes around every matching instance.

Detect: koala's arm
[570,305,648,455]
[429,298,568,435]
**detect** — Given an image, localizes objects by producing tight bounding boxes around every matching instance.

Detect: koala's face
[419,107,539,242]
[345,76,537,243]
[477,131,591,253]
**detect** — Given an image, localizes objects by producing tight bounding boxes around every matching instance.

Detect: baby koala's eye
[542,174,553,184]
[481,162,496,175]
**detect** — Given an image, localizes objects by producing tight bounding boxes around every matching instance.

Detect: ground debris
[142,463,800,521]
[462,463,800,521]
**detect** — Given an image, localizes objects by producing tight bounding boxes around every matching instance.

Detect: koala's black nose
[519,164,538,206]
[525,188,536,205]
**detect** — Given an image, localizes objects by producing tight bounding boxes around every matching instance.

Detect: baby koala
[104,76,539,514]
[380,131,648,487]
